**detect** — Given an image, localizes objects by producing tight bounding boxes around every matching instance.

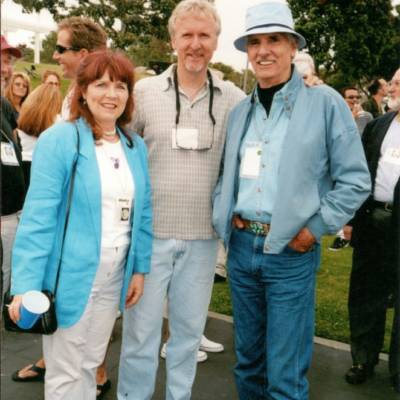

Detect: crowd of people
[1,1,399,400]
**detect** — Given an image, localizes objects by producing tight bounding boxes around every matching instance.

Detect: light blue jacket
[213,69,371,254]
[11,118,153,328]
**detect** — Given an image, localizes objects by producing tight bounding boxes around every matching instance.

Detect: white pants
[43,245,128,400]
[1,211,21,299]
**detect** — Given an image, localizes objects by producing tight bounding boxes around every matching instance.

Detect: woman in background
[17,83,63,183]
[5,72,30,114]
[42,70,61,87]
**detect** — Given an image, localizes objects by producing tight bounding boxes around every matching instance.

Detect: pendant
[110,157,120,169]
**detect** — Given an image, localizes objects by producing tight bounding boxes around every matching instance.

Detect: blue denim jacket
[212,69,371,254]
[11,118,153,327]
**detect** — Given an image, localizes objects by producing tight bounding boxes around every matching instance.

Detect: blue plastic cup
[17,291,50,330]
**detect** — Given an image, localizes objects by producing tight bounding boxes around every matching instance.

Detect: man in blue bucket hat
[213,1,371,399]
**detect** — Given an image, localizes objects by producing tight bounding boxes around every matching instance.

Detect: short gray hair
[168,0,221,38]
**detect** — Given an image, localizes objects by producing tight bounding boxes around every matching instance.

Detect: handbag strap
[53,124,81,296]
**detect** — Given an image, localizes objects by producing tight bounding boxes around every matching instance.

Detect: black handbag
[2,126,80,335]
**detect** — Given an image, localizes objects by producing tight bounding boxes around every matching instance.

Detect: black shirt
[1,96,26,216]
[257,66,294,116]
[257,81,287,116]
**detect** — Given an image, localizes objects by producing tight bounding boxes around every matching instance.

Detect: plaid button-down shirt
[131,65,245,239]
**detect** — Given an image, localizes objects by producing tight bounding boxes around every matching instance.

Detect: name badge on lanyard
[1,142,19,166]
[240,144,262,179]
[171,128,199,150]
[116,197,132,224]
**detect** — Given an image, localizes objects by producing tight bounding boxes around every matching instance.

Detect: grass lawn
[210,235,394,353]
[14,61,71,96]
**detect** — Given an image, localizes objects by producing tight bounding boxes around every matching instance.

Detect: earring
[82,98,87,105]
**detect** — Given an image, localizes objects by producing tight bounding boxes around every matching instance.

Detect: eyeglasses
[345,95,361,100]
[54,44,80,54]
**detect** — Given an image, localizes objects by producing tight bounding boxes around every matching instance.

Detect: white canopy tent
[1,0,56,64]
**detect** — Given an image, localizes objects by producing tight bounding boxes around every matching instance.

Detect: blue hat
[234,1,306,52]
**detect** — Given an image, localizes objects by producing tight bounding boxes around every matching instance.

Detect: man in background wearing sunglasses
[343,87,373,136]
[53,16,107,119]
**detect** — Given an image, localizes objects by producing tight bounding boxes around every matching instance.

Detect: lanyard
[173,66,216,127]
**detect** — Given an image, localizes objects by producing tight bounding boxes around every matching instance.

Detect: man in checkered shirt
[117,1,244,399]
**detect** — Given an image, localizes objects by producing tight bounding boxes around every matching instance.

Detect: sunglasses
[54,44,80,54]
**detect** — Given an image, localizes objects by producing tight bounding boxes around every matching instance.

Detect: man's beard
[388,96,400,112]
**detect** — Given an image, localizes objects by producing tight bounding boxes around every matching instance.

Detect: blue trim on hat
[246,23,293,32]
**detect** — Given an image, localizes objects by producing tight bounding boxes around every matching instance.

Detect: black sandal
[11,364,45,382]
[96,379,111,399]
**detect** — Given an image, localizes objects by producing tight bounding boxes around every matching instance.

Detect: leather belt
[372,200,393,212]
[236,218,271,236]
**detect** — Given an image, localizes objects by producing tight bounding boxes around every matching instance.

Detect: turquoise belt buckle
[249,221,266,235]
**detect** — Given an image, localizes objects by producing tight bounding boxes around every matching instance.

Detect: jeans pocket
[284,244,314,256]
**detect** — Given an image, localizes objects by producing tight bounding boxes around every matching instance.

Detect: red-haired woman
[8,50,153,400]
[17,83,63,183]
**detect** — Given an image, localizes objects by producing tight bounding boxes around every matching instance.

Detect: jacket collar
[75,117,133,159]
[248,66,304,118]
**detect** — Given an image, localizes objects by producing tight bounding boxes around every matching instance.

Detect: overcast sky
[1,0,399,72]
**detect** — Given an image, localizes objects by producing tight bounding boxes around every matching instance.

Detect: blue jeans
[228,229,320,400]
[117,238,218,400]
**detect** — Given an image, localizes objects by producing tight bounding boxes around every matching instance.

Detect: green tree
[18,44,34,63]
[40,32,57,64]
[288,0,400,88]
[209,62,256,94]
[14,0,180,50]
[126,36,172,67]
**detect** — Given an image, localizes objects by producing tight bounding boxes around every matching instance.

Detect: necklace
[103,129,117,137]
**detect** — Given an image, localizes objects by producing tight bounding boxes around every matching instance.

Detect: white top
[374,117,400,203]
[17,115,63,161]
[17,129,37,161]
[95,139,135,247]
[61,89,73,121]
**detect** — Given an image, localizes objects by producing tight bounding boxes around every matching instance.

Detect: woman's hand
[8,294,23,323]
[125,274,145,308]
